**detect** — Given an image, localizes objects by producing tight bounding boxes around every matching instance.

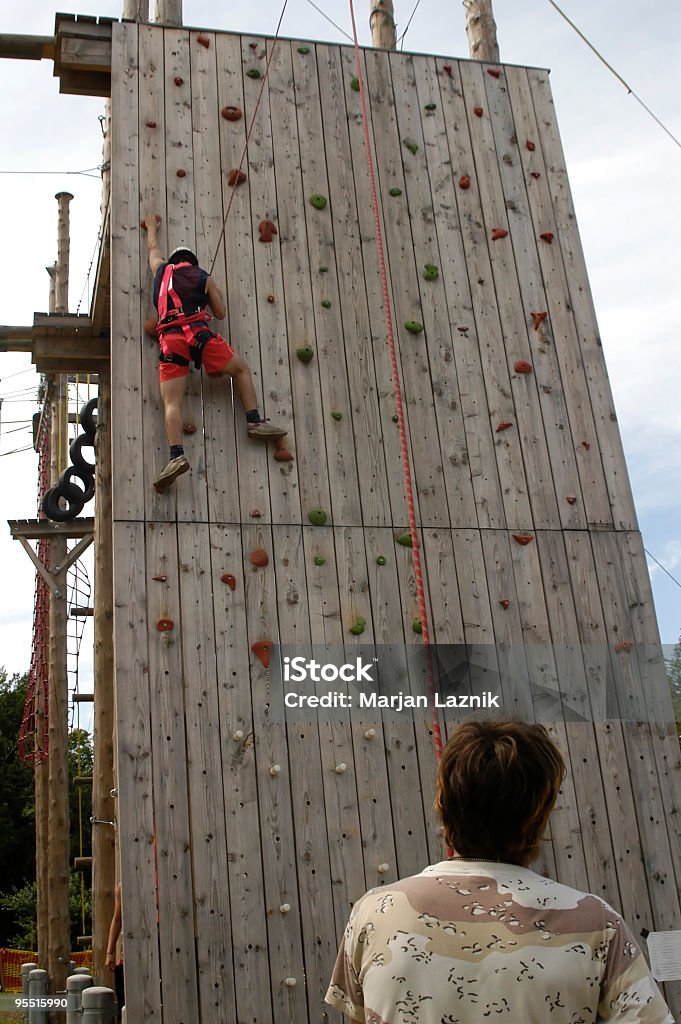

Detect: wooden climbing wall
[109,22,681,1022]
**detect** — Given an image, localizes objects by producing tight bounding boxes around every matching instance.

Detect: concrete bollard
[21,963,37,1023]
[73,967,92,975]
[27,969,49,1024]
[81,986,116,1024]
[66,973,93,1024]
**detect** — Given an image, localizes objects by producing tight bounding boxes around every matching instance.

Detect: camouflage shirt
[326,860,673,1023]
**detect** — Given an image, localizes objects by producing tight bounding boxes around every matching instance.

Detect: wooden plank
[144,522,199,1022]
[189,29,240,526]
[111,22,144,522]
[458,60,559,529]
[435,61,533,531]
[316,44,392,528]
[242,521,307,1024]
[209,523,273,1023]
[290,42,363,528]
[112,521,162,1022]
[503,68,612,527]
[163,28,209,525]
[340,44,414,528]
[483,68,587,531]
[387,51,479,530]
[527,69,637,530]
[268,40,333,527]
[60,37,111,70]
[177,523,236,1022]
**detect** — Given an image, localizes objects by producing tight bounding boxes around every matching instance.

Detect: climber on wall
[143,214,287,492]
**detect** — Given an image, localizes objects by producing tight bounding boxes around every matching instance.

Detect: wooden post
[54,193,73,315]
[91,373,115,983]
[463,0,500,62]
[153,0,182,26]
[123,0,149,19]
[370,0,396,49]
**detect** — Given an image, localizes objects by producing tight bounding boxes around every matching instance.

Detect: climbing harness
[156,261,214,371]
[348,0,443,761]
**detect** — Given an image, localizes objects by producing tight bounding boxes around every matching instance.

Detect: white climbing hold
[335,763,347,773]
[285,977,297,987]
[233,730,244,740]
[364,728,376,740]
[269,764,281,776]
[377,862,390,874]
[279,903,291,914]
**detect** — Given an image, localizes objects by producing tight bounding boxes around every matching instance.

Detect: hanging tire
[58,465,95,505]
[79,398,98,441]
[70,433,96,476]
[42,485,85,522]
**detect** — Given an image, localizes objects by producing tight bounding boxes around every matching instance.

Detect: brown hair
[434,720,565,866]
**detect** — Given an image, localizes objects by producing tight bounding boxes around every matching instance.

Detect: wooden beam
[72,693,95,703]
[8,517,95,540]
[0,34,53,60]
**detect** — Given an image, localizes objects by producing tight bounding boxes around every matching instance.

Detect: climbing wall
[110,22,681,1023]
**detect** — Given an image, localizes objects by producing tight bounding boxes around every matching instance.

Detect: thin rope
[397,0,424,48]
[304,0,354,42]
[347,0,443,762]
[544,0,681,151]
[645,548,681,592]
[209,0,290,274]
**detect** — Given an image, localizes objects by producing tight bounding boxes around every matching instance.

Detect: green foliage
[665,633,681,740]
[0,874,91,951]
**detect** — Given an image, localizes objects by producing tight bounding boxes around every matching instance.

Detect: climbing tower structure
[106,20,681,1023]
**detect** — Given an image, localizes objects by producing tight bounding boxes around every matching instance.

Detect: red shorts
[159,328,235,382]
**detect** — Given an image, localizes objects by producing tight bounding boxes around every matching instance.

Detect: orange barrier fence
[0,949,92,992]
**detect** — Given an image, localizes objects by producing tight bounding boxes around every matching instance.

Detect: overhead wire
[645,549,681,593]
[397,0,424,48]
[303,0,353,42]
[0,166,103,179]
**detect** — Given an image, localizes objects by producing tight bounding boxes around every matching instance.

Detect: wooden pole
[370,0,396,49]
[153,0,182,26]
[54,193,73,315]
[122,0,149,19]
[91,373,115,984]
[463,0,500,62]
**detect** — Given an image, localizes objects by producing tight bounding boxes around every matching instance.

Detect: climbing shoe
[153,455,190,492]
[247,422,288,441]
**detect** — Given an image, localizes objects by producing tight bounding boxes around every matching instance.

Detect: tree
[666,633,681,741]
[0,874,91,950]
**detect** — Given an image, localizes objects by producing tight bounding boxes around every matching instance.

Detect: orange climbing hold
[499,599,510,609]
[540,232,554,243]
[531,311,548,330]
[486,67,501,78]
[221,105,243,121]
[258,220,278,243]
[614,640,634,654]
[512,534,534,546]
[221,573,237,589]
[250,509,262,518]
[458,174,471,189]
[197,33,210,47]
[152,575,167,582]
[250,548,269,567]
[526,140,536,151]
[473,106,484,118]
[156,618,174,632]
[496,420,513,432]
[228,169,247,186]
[273,448,294,462]
[514,360,532,374]
[491,228,508,240]
[251,640,273,668]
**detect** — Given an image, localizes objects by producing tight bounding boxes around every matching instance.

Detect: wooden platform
[110,25,681,1022]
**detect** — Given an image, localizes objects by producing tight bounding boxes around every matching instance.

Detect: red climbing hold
[499,599,510,609]
[152,575,167,582]
[146,120,157,128]
[251,640,273,668]
[565,496,577,505]
[614,640,634,654]
[156,618,174,632]
[581,441,591,451]
[250,509,262,518]
[442,64,453,78]
[512,534,534,545]
[222,106,243,121]
[531,311,548,330]
[530,171,541,179]
[526,140,536,151]
[491,228,508,240]
[496,421,513,433]
[250,548,269,567]
[458,175,471,189]
[473,106,484,118]
[540,232,554,244]
[228,169,247,186]
[221,573,237,590]
[144,318,159,339]
[273,448,294,462]
[457,326,469,334]
[514,360,532,374]
[176,169,187,178]
[258,220,278,243]
[174,76,184,86]
[197,33,210,48]
[267,294,275,304]
[249,41,258,49]
[486,68,501,78]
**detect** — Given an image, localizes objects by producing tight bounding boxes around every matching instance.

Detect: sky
[0,0,680,702]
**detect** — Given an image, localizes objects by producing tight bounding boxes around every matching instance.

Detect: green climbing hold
[313,554,326,566]
[392,414,399,423]
[246,68,261,79]
[424,102,437,111]
[405,320,424,334]
[297,345,314,364]
[376,555,386,566]
[403,138,419,155]
[321,300,331,309]
[412,619,423,634]
[351,77,360,92]
[331,411,342,421]
[396,532,413,548]
[389,187,402,197]
[310,193,328,210]
[423,264,439,281]
[319,265,329,273]
[297,46,310,54]
[349,616,366,635]
[308,508,328,526]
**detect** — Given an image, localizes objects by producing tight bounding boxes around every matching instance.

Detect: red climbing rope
[210,0,290,274]
[347,2,443,762]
